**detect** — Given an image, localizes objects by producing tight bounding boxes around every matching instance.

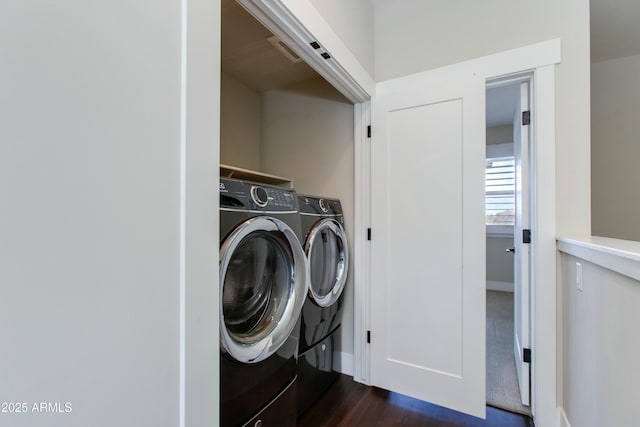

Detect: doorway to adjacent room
[485,77,534,417]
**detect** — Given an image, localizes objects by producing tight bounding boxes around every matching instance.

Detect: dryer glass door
[306,219,349,307]
[220,216,307,364]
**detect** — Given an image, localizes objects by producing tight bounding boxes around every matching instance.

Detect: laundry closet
[220,0,356,365]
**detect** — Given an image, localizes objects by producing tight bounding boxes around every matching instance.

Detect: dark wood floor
[298,375,534,427]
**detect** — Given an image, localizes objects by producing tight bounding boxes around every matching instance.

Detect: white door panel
[370,75,486,419]
[513,81,531,406]
[385,99,463,378]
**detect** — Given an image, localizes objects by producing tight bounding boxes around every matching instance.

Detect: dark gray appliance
[296,195,349,417]
[219,178,308,427]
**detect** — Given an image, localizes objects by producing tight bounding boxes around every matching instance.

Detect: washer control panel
[250,185,297,211]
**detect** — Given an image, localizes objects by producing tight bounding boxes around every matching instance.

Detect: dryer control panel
[298,195,343,216]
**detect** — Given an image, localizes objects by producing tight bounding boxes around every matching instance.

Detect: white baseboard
[559,408,571,427]
[334,351,353,376]
[486,280,514,292]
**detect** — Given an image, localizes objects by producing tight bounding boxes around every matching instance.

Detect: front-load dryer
[219,178,308,427]
[295,195,349,417]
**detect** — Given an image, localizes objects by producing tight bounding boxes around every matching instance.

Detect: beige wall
[486,236,514,285]
[591,53,640,242]
[220,73,262,170]
[561,253,640,426]
[487,124,513,146]
[309,0,375,77]
[260,77,355,355]
[373,0,591,237]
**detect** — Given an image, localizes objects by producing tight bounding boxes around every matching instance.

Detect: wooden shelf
[220,164,294,189]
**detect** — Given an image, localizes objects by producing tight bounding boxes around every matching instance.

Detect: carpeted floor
[486,290,532,416]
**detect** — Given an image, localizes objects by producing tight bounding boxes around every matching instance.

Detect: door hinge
[367,330,371,344]
[523,348,532,363]
[522,110,531,126]
[367,228,371,241]
[367,125,371,138]
[523,229,531,244]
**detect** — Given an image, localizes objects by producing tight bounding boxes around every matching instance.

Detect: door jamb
[353,101,372,383]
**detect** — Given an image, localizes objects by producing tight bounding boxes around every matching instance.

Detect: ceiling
[221,0,320,92]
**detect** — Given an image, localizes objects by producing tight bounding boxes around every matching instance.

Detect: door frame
[225,1,560,425]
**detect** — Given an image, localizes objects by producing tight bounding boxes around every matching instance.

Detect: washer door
[220,216,308,364]
[305,218,349,307]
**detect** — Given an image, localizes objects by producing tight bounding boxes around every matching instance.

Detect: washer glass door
[306,219,349,307]
[220,216,307,364]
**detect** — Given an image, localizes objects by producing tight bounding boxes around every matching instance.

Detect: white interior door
[370,73,486,419]
[513,81,531,406]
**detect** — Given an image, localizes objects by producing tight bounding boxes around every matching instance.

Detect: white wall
[221,73,262,170]
[260,78,355,356]
[561,252,640,426]
[591,53,640,242]
[0,1,220,426]
[373,0,591,238]
[309,0,375,78]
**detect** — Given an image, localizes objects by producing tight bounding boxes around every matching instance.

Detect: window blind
[486,157,515,225]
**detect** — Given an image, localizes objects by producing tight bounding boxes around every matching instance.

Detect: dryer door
[220,216,308,364]
[305,219,349,307]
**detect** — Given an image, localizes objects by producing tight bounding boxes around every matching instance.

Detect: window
[485,156,515,225]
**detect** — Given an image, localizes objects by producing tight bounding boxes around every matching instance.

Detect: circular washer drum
[305,218,349,307]
[220,216,308,364]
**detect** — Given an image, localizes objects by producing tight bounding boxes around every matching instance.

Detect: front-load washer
[296,195,349,417]
[219,178,308,427]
